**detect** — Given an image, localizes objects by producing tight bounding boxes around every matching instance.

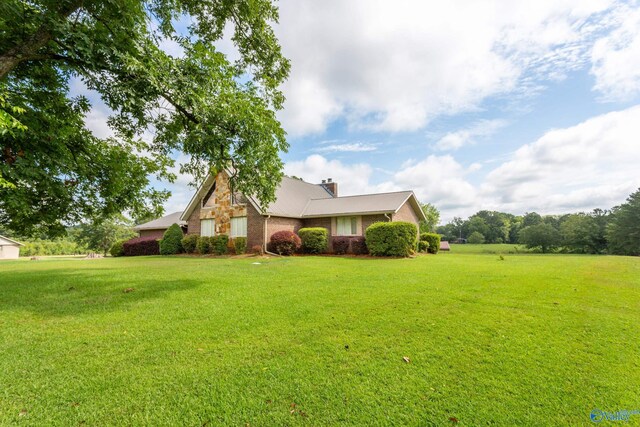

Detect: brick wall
[246,202,265,249]
[186,207,201,235]
[301,217,332,234]
[266,216,303,240]
[392,201,420,226]
[362,214,388,233]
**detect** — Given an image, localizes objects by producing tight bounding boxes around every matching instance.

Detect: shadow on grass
[0,267,201,317]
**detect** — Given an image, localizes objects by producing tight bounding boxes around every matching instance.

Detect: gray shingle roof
[263,176,333,217]
[133,211,186,231]
[301,191,414,217]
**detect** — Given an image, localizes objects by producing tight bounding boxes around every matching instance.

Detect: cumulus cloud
[275,0,615,136]
[283,106,640,221]
[482,105,640,212]
[283,154,373,196]
[434,119,507,151]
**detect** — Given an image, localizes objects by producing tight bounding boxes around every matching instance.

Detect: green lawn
[445,243,532,254]
[1,254,639,426]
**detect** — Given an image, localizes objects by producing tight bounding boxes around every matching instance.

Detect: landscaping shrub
[269,230,301,255]
[365,222,417,257]
[298,227,328,254]
[123,237,160,256]
[351,237,368,255]
[417,240,429,253]
[196,236,212,254]
[233,237,247,254]
[420,232,441,254]
[109,240,126,257]
[181,234,199,254]
[332,237,350,255]
[211,235,229,255]
[159,223,184,255]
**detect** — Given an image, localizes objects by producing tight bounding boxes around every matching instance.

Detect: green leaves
[1,0,289,237]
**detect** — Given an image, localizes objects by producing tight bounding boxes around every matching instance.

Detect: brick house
[135,170,426,252]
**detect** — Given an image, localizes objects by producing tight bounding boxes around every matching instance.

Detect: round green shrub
[196,236,212,254]
[298,227,328,254]
[420,232,441,254]
[365,222,418,257]
[109,239,126,257]
[159,224,184,255]
[211,235,229,255]
[233,237,247,254]
[181,234,199,253]
[417,240,429,253]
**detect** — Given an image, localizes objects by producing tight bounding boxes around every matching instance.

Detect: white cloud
[283,154,373,195]
[276,0,615,136]
[434,119,507,151]
[281,106,640,222]
[591,5,640,101]
[316,142,378,153]
[482,105,640,213]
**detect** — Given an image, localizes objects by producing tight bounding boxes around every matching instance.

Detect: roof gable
[0,235,24,246]
[133,212,186,231]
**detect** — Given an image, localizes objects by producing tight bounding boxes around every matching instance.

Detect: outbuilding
[0,235,24,260]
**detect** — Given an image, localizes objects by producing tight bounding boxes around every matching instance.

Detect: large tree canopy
[0,0,290,236]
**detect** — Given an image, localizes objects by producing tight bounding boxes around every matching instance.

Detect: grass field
[1,253,639,426]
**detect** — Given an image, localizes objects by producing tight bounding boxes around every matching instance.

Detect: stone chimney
[320,178,338,197]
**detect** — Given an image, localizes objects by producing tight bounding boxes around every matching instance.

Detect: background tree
[1,0,290,237]
[76,217,136,255]
[467,231,485,244]
[518,223,560,253]
[607,188,640,256]
[419,202,440,233]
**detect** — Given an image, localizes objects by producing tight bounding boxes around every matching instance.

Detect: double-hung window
[337,216,358,236]
[230,217,247,238]
[201,219,215,237]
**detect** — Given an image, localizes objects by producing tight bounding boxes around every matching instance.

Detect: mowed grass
[1,254,639,426]
[446,243,532,254]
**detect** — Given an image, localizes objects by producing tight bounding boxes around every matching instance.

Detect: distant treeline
[437,188,640,256]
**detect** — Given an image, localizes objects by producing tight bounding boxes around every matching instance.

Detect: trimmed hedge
[351,237,368,255]
[233,237,247,254]
[196,236,212,254]
[181,234,199,254]
[365,222,417,257]
[332,237,350,255]
[123,237,160,256]
[417,240,429,253]
[109,240,126,257]
[159,224,184,255]
[269,230,301,255]
[211,235,229,255]
[420,232,441,254]
[298,227,328,254]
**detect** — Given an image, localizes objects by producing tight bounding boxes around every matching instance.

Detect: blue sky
[76,0,640,223]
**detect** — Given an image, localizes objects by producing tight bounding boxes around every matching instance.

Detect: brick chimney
[320,178,338,197]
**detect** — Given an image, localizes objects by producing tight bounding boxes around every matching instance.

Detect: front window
[337,216,358,236]
[230,217,247,238]
[201,219,215,237]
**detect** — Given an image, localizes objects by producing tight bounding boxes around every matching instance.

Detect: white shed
[0,235,24,260]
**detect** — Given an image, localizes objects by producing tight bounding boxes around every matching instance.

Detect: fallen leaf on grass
[123,288,135,293]
[402,356,411,363]
[19,409,27,417]
[449,416,459,423]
